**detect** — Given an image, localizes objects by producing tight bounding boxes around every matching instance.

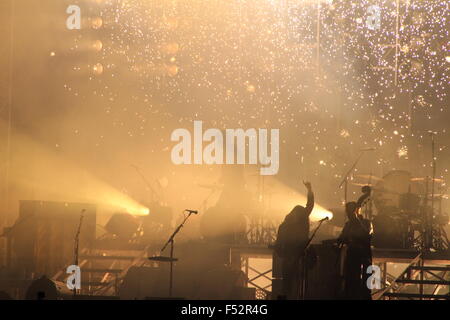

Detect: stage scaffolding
[230,245,274,300]
[229,245,450,300]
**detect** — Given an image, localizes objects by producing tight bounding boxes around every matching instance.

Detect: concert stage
[0,0,449,307]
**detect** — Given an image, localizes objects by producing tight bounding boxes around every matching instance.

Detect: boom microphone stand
[298,216,329,300]
[131,164,160,204]
[426,132,437,250]
[73,209,85,297]
[338,149,374,204]
[153,210,197,297]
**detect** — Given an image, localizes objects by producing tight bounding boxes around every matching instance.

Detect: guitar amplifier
[272,243,341,300]
[305,243,341,299]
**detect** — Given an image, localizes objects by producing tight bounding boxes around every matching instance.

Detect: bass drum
[200,206,248,243]
[372,215,412,249]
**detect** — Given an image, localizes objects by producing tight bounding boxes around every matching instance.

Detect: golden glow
[247,176,334,223]
[91,17,103,29]
[102,195,149,217]
[0,121,148,218]
[92,40,103,52]
[166,64,179,76]
[93,63,104,75]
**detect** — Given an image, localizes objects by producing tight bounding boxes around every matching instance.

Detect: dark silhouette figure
[275,182,314,299]
[357,185,372,219]
[200,165,253,243]
[338,201,373,300]
[25,275,58,300]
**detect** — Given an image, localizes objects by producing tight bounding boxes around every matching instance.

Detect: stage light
[73,40,104,53]
[91,17,103,29]
[105,213,140,240]
[162,42,180,55]
[114,204,149,217]
[92,40,103,52]
[311,208,334,222]
[446,56,450,63]
[166,64,179,77]
[92,63,104,75]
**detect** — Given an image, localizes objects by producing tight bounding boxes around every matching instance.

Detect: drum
[200,206,248,243]
[373,170,423,214]
[399,192,421,213]
[372,215,413,249]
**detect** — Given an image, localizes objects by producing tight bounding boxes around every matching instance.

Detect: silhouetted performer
[25,275,58,300]
[275,181,314,299]
[338,201,373,300]
[357,185,372,220]
[200,165,254,243]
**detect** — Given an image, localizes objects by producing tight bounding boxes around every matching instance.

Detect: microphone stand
[428,132,437,250]
[160,210,195,297]
[298,218,328,300]
[338,150,373,204]
[73,209,85,298]
[131,164,160,204]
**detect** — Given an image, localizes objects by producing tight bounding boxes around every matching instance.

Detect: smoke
[0,120,148,217]
[242,173,334,223]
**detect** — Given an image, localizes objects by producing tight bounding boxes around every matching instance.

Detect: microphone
[319,216,329,222]
[185,209,198,214]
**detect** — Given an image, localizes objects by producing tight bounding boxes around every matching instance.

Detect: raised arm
[356,186,371,208]
[303,181,315,217]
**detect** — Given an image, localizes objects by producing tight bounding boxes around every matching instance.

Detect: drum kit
[196,182,277,245]
[353,171,449,251]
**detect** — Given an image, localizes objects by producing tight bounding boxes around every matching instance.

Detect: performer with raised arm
[338,199,373,300]
[356,185,373,220]
[274,181,314,299]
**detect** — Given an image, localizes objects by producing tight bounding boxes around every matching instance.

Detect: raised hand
[303,181,312,191]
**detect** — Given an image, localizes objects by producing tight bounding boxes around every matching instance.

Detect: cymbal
[351,182,375,187]
[410,177,444,183]
[355,174,382,181]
